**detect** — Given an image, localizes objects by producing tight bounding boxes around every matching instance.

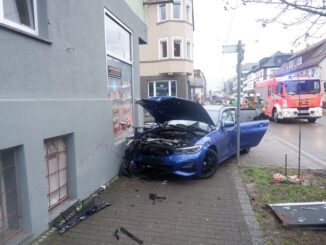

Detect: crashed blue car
[131,97,268,179]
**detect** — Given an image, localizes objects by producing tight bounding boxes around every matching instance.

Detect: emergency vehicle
[255,76,323,123]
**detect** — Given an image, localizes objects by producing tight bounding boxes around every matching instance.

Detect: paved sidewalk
[39,162,263,245]
[36,128,323,245]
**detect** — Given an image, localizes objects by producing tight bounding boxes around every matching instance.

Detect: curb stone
[231,165,265,245]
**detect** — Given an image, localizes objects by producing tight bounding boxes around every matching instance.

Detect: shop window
[105,12,131,63]
[105,10,133,139]
[45,136,68,209]
[0,147,22,241]
[173,38,183,58]
[148,80,177,97]
[159,38,168,59]
[172,0,181,20]
[158,4,167,22]
[0,0,38,35]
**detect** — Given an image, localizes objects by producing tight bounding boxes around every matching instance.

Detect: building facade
[0,0,147,243]
[242,52,291,95]
[140,0,194,99]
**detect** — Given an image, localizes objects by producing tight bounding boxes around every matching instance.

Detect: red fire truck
[255,76,323,123]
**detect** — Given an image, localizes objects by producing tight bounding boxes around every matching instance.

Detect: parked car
[129,97,268,179]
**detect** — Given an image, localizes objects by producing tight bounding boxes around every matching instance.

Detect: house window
[159,38,168,59]
[158,4,167,22]
[173,38,183,58]
[186,4,192,23]
[186,40,192,60]
[172,0,181,20]
[45,136,68,209]
[148,80,177,97]
[0,0,38,35]
[0,148,22,241]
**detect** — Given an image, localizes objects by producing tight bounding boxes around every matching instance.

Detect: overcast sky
[193,0,325,91]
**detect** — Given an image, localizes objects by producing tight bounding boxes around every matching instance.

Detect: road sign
[222,44,245,53]
[222,45,238,53]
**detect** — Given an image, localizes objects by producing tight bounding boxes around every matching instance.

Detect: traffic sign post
[222,40,245,164]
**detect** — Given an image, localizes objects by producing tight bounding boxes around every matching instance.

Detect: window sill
[0,23,51,44]
[157,19,168,24]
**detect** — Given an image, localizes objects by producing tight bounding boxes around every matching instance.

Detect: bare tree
[223,0,326,46]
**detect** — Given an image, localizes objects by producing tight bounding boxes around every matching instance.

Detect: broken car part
[149,193,166,204]
[269,201,326,228]
[120,226,143,244]
[114,229,120,240]
[55,198,110,234]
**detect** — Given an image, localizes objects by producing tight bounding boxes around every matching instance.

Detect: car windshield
[205,110,220,126]
[285,80,320,95]
[166,120,210,132]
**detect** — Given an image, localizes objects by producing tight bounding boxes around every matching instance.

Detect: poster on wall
[107,56,132,139]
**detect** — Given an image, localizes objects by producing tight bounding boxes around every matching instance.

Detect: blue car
[131,97,268,179]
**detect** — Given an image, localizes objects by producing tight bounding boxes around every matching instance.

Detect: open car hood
[136,97,215,126]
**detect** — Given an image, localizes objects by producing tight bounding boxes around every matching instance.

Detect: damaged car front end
[121,96,268,179]
[133,121,213,177]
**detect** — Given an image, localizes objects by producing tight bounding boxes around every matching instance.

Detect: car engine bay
[136,125,206,156]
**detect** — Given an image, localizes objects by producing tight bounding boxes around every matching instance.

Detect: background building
[242,52,291,95]
[0,0,147,243]
[140,0,194,99]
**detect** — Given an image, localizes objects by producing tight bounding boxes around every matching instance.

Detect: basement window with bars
[44,136,68,209]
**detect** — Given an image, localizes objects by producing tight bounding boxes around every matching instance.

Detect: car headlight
[174,145,203,154]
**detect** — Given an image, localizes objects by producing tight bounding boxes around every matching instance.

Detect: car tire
[197,148,219,179]
[307,118,317,123]
[241,148,251,154]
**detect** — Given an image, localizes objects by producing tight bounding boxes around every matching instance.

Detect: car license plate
[299,110,309,114]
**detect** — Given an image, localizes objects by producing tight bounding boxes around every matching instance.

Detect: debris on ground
[55,200,110,234]
[54,187,111,235]
[114,229,120,240]
[96,185,106,194]
[269,201,326,228]
[120,226,143,244]
[161,180,168,185]
[149,193,166,204]
[272,173,305,184]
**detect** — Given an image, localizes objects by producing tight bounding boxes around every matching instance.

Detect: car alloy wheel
[197,148,218,179]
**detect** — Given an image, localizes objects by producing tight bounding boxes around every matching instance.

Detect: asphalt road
[268,116,326,163]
